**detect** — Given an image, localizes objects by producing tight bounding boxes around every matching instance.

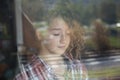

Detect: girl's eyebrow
[50,28,61,30]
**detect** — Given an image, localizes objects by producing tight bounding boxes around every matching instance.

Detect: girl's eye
[53,33,60,36]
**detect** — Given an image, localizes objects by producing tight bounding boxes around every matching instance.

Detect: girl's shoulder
[72,59,88,80]
[64,55,88,80]
[14,55,46,80]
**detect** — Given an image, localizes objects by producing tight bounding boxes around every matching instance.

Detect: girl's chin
[54,51,65,55]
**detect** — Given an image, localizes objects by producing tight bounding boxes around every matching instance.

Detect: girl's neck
[39,51,65,67]
[38,45,66,76]
[38,43,62,56]
[38,44,64,61]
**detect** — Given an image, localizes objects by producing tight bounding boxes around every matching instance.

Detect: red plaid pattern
[14,55,88,80]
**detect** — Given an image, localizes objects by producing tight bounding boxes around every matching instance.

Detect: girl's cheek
[48,35,54,39]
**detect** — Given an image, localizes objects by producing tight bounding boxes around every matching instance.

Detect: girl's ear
[35,30,42,41]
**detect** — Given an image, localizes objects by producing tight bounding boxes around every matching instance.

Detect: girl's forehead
[48,25,71,34]
[50,18,66,25]
[49,18,69,30]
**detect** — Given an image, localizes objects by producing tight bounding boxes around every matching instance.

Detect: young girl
[14,14,88,80]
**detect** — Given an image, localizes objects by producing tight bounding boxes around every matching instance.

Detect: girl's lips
[58,46,65,48]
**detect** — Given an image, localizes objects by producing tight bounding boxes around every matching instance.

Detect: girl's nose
[60,33,66,44]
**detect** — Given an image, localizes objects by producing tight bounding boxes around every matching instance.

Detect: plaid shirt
[14,54,88,80]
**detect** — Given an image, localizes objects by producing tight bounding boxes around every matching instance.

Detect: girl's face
[43,18,71,55]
